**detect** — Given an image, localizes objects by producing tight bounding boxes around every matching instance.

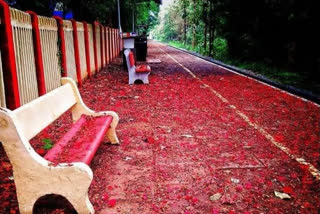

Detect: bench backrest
[128,51,135,67]
[13,83,76,141]
[124,49,135,72]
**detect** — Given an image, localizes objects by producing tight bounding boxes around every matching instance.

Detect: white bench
[0,77,119,214]
[124,49,151,84]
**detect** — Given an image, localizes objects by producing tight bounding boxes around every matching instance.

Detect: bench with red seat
[45,114,113,165]
[0,77,119,214]
[124,49,151,84]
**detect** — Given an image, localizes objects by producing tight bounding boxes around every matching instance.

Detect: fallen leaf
[231,178,240,184]
[181,134,193,138]
[124,156,132,161]
[274,191,291,200]
[210,193,222,201]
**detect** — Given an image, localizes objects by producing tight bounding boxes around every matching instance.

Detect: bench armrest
[61,77,120,144]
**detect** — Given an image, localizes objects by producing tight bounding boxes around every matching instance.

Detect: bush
[213,37,228,61]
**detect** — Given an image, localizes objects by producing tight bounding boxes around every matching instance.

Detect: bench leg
[128,76,135,85]
[141,73,150,84]
[68,194,94,214]
[105,111,120,144]
[14,166,94,214]
[17,196,38,214]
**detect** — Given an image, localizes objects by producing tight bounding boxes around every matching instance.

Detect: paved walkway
[1,41,319,213]
[81,41,319,213]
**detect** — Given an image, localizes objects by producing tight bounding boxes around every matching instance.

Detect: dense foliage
[153,0,320,92]
[7,0,159,29]
[8,0,320,92]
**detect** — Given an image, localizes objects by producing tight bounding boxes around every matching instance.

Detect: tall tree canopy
[6,0,160,29]
[153,0,320,82]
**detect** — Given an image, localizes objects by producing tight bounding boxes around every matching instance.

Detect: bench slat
[14,84,77,140]
[44,115,113,165]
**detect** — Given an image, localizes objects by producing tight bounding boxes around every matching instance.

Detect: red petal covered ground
[0,41,319,213]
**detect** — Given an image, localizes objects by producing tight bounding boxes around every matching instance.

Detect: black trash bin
[135,36,147,61]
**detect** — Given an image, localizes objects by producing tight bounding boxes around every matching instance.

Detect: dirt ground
[1,41,319,213]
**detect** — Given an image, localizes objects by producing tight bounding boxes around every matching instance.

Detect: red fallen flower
[282,186,293,194]
[244,182,252,189]
[1,162,11,171]
[36,148,46,156]
[142,194,147,200]
[277,176,286,182]
[185,195,192,201]
[102,193,109,201]
[147,137,155,144]
[107,199,116,208]
[274,135,284,142]
[192,197,198,203]
[290,173,298,179]
[212,209,220,214]
[10,209,17,214]
[235,185,243,192]
[108,185,113,190]
[151,204,160,212]
[303,201,312,208]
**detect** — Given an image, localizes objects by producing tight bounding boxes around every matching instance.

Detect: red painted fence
[0,0,122,109]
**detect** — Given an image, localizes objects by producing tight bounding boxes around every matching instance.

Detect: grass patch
[165,40,320,95]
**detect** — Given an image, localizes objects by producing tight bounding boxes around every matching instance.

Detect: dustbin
[135,36,147,61]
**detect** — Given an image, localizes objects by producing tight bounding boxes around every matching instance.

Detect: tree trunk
[203,0,208,54]
[204,24,207,54]
[184,2,187,45]
[208,0,213,56]
[208,0,215,57]
[192,24,195,48]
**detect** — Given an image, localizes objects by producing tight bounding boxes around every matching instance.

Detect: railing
[94,22,102,71]
[0,0,122,110]
[0,50,5,108]
[86,23,96,76]
[101,25,105,68]
[10,8,39,106]
[38,15,60,92]
[105,27,110,64]
[63,20,77,82]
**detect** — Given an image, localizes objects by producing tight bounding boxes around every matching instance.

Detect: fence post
[53,16,67,77]
[114,29,117,57]
[0,50,5,107]
[117,29,119,55]
[121,30,124,52]
[107,27,110,63]
[109,28,113,62]
[109,27,112,63]
[27,11,46,96]
[104,26,108,65]
[100,24,105,67]
[0,0,20,109]
[116,29,119,55]
[111,28,114,60]
[83,22,91,78]
[92,21,98,73]
[71,19,82,86]
[114,29,119,56]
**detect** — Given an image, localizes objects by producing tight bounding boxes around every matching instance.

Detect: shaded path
[0,41,319,213]
[86,41,319,213]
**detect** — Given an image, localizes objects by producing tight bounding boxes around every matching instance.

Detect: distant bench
[124,49,151,84]
[0,77,119,214]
